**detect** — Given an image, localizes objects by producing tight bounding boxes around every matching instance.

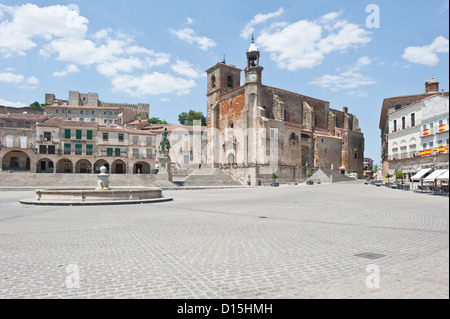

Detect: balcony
[421,128,434,137]
[437,125,448,134]
[39,135,60,144]
[0,142,28,149]
[388,151,419,161]
[132,154,154,160]
[100,151,128,158]
[419,146,450,157]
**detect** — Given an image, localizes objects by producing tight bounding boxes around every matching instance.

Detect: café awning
[411,168,432,181]
[436,170,449,182]
[424,169,448,182]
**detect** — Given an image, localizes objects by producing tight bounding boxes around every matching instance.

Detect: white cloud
[241,8,284,39]
[168,27,216,51]
[97,58,146,77]
[0,3,88,57]
[40,36,127,65]
[111,72,196,97]
[160,98,170,102]
[0,98,27,108]
[255,12,372,71]
[0,71,24,83]
[309,56,376,93]
[402,36,449,66]
[91,28,112,40]
[52,64,79,77]
[26,76,39,86]
[185,17,194,25]
[319,11,343,24]
[171,59,201,78]
[0,71,39,88]
[0,3,201,98]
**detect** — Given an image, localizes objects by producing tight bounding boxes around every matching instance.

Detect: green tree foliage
[29,101,44,109]
[396,170,404,182]
[371,163,380,173]
[148,117,168,124]
[178,110,207,126]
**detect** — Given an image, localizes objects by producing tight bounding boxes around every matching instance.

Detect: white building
[420,95,449,158]
[388,99,421,162]
[386,94,449,181]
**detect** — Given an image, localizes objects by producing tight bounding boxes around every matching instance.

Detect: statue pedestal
[158,153,172,182]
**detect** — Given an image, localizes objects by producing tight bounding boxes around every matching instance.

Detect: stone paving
[0,181,448,299]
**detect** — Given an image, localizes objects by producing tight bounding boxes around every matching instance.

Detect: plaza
[0,181,448,299]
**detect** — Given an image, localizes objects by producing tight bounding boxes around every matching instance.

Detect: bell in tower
[246,34,260,68]
[245,34,263,84]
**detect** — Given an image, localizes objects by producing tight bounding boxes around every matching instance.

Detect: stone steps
[309,169,354,184]
[182,168,243,186]
[0,172,177,188]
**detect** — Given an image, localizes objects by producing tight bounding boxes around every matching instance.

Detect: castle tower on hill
[45,91,150,119]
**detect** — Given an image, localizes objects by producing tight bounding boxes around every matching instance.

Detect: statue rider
[160,128,171,154]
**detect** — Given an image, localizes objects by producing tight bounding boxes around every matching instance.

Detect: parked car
[346,173,357,180]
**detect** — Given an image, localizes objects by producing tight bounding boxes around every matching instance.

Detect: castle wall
[0,106,44,116]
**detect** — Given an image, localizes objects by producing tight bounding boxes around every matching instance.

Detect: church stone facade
[205,39,364,185]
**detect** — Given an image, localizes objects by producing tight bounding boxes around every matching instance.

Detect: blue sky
[0,0,449,163]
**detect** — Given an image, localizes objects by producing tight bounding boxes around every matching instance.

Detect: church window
[211,75,216,89]
[227,76,233,88]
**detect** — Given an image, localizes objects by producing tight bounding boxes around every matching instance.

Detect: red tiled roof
[143,124,207,132]
[126,128,156,136]
[0,113,48,122]
[205,62,243,73]
[38,118,98,128]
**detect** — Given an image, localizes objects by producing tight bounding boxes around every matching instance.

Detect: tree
[386,173,393,182]
[396,170,404,183]
[371,163,380,174]
[178,110,206,126]
[29,101,44,109]
[148,117,168,124]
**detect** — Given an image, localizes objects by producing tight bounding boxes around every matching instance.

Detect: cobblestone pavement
[0,181,448,299]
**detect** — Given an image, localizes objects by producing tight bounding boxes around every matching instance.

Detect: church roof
[248,34,259,52]
[248,42,258,52]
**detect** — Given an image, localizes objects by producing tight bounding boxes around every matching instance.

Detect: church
[205,37,365,185]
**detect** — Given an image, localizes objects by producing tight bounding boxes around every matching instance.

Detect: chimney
[425,76,439,94]
[343,106,349,114]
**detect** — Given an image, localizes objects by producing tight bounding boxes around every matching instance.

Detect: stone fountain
[20,166,173,206]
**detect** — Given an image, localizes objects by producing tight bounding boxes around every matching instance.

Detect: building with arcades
[205,37,365,185]
[0,114,157,178]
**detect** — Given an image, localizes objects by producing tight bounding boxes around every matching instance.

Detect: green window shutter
[87,130,93,140]
[115,148,121,157]
[86,144,93,149]
[65,129,71,139]
[107,148,113,156]
[76,130,82,140]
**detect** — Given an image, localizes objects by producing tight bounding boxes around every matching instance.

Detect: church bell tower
[245,35,263,85]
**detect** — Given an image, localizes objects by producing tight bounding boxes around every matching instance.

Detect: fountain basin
[20,187,173,206]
